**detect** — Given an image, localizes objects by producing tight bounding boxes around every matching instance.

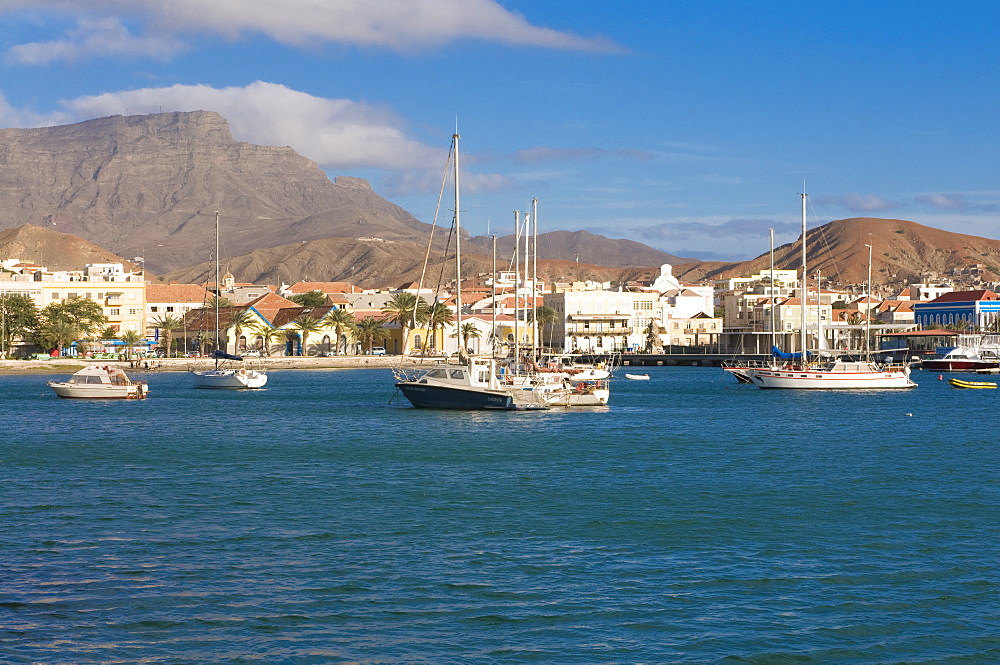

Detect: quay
[590,352,770,368]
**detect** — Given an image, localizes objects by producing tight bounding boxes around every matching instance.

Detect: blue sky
[2,1,999,261]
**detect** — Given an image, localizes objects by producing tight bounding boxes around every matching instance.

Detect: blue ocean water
[1,366,998,664]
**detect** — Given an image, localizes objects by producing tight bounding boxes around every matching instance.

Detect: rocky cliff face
[0,111,431,273]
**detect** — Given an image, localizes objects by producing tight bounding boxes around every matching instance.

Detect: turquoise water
[1,367,998,663]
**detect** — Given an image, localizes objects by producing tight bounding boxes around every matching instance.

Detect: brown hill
[162,236,655,289]
[0,224,138,271]
[672,217,1000,286]
[467,229,692,268]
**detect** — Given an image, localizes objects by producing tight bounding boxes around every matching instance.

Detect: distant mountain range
[2,111,999,289]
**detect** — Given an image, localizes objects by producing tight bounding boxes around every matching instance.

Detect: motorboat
[921,336,1000,372]
[521,354,613,406]
[394,356,548,410]
[49,365,149,399]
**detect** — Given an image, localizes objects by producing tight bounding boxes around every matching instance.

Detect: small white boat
[192,365,268,389]
[625,373,650,380]
[49,365,149,399]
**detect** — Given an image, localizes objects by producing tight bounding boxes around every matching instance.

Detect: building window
[51,292,60,299]
[166,306,174,312]
[150,306,159,312]
[129,309,138,315]
[110,308,120,316]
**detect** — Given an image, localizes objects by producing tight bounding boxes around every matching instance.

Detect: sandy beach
[0,355,427,375]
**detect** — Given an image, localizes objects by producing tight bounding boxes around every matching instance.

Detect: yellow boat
[948,378,997,389]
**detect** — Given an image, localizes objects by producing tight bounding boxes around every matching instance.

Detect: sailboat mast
[531,197,538,359]
[769,228,775,353]
[513,210,520,363]
[214,210,220,366]
[865,243,873,360]
[453,133,462,344]
[799,193,808,362]
[491,234,497,357]
[816,269,822,355]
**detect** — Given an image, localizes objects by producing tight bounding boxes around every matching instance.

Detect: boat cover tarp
[212,351,244,361]
[771,345,812,360]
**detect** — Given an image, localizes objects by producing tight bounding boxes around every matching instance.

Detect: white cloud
[6,16,184,64]
[3,1,621,62]
[62,81,443,171]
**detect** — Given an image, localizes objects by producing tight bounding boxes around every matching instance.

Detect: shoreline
[0,355,428,375]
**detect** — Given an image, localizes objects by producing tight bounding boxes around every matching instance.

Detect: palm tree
[151,315,183,357]
[532,305,559,351]
[451,322,482,352]
[227,309,257,352]
[293,313,323,356]
[206,295,234,310]
[321,308,356,355]
[424,302,454,353]
[381,292,428,354]
[250,322,284,357]
[195,330,215,356]
[34,318,80,355]
[120,329,143,361]
[354,316,390,355]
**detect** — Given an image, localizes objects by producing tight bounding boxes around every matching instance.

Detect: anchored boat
[49,365,149,399]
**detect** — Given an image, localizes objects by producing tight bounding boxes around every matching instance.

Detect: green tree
[151,315,183,357]
[227,309,257,352]
[0,293,38,356]
[250,322,284,357]
[424,302,454,352]
[451,322,482,351]
[100,325,119,341]
[321,308,356,355]
[195,330,215,356]
[34,318,80,354]
[120,329,143,361]
[293,313,323,356]
[41,298,107,336]
[532,305,559,350]
[381,292,428,353]
[206,295,234,310]
[288,290,327,307]
[354,316,390,355]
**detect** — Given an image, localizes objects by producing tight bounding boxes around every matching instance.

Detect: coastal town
[1,253,997,363]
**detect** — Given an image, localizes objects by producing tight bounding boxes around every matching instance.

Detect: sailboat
[393,134,547,410]
[724,193,916,389]
[192,211,268,389]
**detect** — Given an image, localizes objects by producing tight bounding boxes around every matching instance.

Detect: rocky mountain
[671,217,1000,287]
[0,224,138,271]
[0,111,433,274]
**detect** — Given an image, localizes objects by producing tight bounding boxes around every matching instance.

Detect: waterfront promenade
[0,355,412,374]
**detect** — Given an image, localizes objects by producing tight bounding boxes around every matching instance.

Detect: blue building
[913,290,1000,329]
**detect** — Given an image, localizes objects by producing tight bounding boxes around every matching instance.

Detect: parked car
[371,347,386,356]
[242,350,261,357]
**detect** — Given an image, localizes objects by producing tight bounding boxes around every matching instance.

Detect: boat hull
[744,367,916,389]
[49,383,146,399]
[192,369,267,389]
[395,382,517,409]
[948,378,997,389]
[920,359,999,372]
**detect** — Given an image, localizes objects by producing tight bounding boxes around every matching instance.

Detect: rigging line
[407,140,454,364]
